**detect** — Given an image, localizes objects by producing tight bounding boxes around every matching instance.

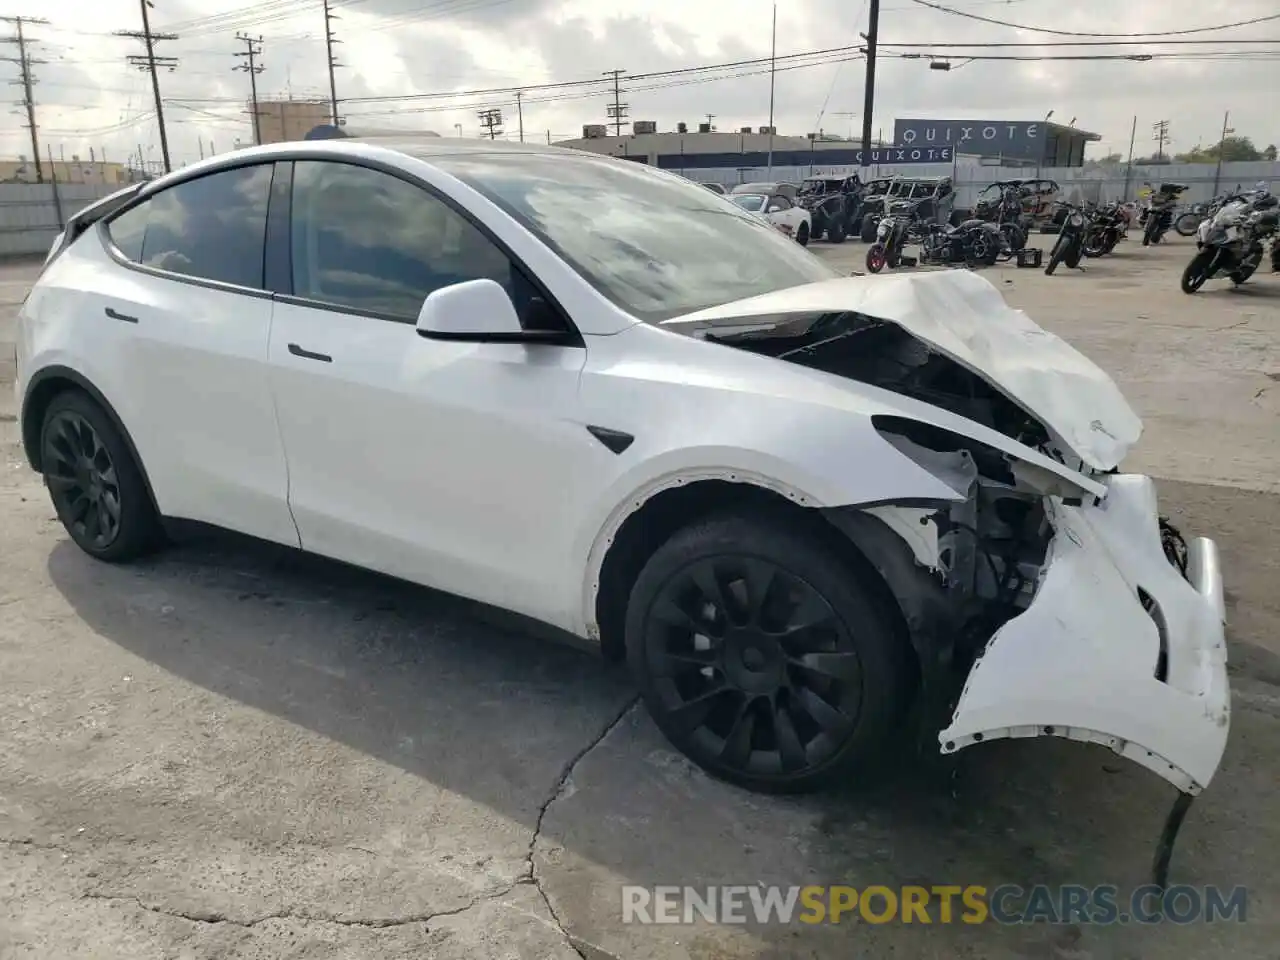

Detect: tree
[1096,151,1124,164]
[1265,144,1278,162]
[1175,136,1264,163]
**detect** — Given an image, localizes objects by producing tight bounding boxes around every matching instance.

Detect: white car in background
[17,140,1228,881]
[730,190,812,245]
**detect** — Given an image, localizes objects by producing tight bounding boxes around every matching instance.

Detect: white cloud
[2,0,1276,168]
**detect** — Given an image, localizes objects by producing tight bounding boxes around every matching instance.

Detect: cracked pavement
[3,244,1280,958]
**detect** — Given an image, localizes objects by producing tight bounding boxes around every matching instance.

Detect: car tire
[796,222,810,247]
[860,217,878,243]
[827,220,846,244]
[40,390,160,562]
[625,513,913,794]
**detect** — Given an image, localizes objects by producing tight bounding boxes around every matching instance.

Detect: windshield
[800,179,840,195]
[435,152,835,323]
[731,195,767,212]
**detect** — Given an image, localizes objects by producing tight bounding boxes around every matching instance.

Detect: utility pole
[766,3,776,178]
[234,33,264,145]
[603,68,628,136]
[704,113,716,130]
[322,0,342,126]
[116,1,177,174]
[1122,114,1137,200]
[1212,111,1233,196]
[477,108,503,140]
[859,0,880,167]
[515,90,524,143]
[1152,119,1170,162]
[1,15,48,183]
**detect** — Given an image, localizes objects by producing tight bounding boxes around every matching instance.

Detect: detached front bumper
[940,474,1230,794]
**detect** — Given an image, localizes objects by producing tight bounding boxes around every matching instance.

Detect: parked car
[797,174,862,243]
[729,190,812,245]
[855,176,957,242]
[18,141,1229,849]
[730,181,800,202]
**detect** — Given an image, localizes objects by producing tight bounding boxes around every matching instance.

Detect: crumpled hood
[662,270,1142,471]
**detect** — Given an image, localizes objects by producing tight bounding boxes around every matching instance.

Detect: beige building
[251,99,333,145]
[0,157,134,186]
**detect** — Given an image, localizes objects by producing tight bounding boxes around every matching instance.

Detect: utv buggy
[797,175,863,243]
[855,177,957,243]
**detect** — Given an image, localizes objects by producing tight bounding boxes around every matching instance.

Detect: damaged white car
[18,139,1227,880]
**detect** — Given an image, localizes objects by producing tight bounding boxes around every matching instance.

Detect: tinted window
[732,195,766,212]
[106,165,272,288]
[434,152,834,323]
[767,197,791,212]
[290,160,542,324]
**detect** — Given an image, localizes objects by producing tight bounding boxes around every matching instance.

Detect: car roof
[129,136,608,196]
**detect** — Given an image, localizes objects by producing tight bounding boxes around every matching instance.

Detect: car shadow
[44,519,1280,954]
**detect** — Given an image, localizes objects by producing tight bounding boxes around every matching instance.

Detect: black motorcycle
[1082,201,1127,258]
[1143,183,1187,246]
[865,204,918,273]
[1045,201,1087,275]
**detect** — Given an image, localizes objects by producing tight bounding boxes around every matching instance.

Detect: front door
[265,159,592,623]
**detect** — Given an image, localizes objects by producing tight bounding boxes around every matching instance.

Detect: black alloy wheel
[626,515,910,793]
[1180,249,1215,294]
[40,391,158,561]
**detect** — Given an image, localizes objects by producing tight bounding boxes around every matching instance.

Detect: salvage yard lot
[2,240,1279,959]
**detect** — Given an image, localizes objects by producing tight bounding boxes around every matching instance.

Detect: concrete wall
[0,182,119,259]
[694,159,1280,209]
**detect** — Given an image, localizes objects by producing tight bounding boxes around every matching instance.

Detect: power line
[602,68,627,135]
[0,15,48,182]
[881,38,1280,47]
[233,33,263,145]
[115,0,177,173]
[906,0,1280,38]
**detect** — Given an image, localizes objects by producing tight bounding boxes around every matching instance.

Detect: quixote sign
[842,145,954,166]
[892,119,1045,159]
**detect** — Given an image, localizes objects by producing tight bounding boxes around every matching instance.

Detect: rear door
[92,163,298,545]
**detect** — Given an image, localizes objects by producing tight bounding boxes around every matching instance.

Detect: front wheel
[1045,234,1068,275]
[40,390,160,562]
[796,222,810,247]
[865,242,888,273]
[1181,249,1215,294]
[625,514,913,794]
[1143,219,1158,246]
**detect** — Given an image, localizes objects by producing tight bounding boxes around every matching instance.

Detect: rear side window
[105,164,273,289]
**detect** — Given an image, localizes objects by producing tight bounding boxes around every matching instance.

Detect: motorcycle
[865,208,914,273]
[1175,203,1207,237]
[1045,201,1087,275]
[1082,201,1128,257]
[1143,183,1187,246]
[1180,193,1279,294]
[866,206,1011,272]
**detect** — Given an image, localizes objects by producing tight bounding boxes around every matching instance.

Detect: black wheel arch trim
[21,365,161,514]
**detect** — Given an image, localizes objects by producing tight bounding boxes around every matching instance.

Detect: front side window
[766,197,792,212]
[435,152,834,323]
[732,195,767,212]
[289,160,543,324]
[106,164,272,289]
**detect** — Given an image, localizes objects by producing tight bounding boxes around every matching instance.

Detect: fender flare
[21,364,161,513]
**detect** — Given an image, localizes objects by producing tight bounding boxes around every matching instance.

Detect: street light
[1037,110,1054,178]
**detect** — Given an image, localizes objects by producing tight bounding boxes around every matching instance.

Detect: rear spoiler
[43,182,145,268]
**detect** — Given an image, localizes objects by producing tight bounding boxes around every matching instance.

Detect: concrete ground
[1,238,1279,959]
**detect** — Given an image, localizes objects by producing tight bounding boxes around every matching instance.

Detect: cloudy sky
[3,0,1277,170]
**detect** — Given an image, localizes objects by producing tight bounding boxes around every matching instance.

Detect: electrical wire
[907,0,1280,38]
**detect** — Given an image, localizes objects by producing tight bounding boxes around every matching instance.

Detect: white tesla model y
[16,139,1228,826]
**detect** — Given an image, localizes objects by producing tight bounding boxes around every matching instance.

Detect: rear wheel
[859,217,878,243]
[796,222,810,247]
[40,390,160,562]
[1175,212,1200,237]
[1181,249,1215,294]
[827,219,846,244]
[1229,261,1257,285]
[625,514,912,793]
[865,243,888,273]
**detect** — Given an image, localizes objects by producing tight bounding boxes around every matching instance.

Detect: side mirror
[415,278,524,342]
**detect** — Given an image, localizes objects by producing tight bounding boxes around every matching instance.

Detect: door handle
[288,342,332,363]
[104,306,138,324]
